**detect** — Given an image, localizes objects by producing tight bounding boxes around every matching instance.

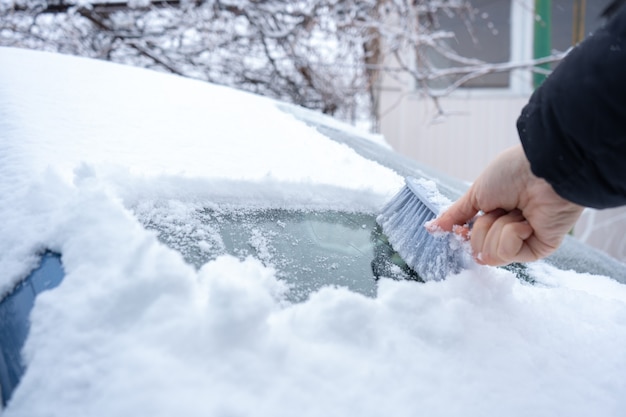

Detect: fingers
[429,191,478,233]
[471,209,534,266]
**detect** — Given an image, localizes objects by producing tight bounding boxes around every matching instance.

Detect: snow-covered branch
[0,0,564,128]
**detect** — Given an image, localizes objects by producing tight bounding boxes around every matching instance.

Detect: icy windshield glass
[134,202,420,301]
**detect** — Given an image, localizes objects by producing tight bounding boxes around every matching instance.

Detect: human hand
[430,145,584,266]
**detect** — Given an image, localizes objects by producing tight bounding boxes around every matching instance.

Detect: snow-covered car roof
[1,47,626,417]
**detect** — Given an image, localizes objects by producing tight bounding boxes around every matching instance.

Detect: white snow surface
[1,47,626,416]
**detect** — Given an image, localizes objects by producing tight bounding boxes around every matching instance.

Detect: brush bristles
[377,182,464,281]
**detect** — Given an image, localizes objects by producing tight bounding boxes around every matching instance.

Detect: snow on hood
[0,47,401,190]
[1,47,626,417]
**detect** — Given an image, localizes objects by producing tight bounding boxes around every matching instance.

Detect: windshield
[135,202,420,301]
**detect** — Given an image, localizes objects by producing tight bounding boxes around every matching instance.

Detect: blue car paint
[0,252,64,407]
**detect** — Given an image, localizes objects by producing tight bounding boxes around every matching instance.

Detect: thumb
[429,191,478,233]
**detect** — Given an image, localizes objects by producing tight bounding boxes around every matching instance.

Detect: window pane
[423,0,511,89]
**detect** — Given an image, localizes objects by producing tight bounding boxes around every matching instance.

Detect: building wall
[377,0,535,182]
[379,90,528,182]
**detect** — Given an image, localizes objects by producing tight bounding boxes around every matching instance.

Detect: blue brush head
[376,177,470,281]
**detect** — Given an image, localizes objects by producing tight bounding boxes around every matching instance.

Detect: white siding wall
[379,91,529,182]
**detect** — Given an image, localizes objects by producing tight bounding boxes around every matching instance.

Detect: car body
[1,47,626,416]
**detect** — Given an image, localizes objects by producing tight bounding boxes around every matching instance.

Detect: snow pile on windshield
[1,47,626,417]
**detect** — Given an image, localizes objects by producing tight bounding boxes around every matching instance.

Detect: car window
[0,252,63,407]
[135,202,421,301]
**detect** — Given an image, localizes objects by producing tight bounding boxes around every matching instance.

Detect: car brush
[376,176,472,281]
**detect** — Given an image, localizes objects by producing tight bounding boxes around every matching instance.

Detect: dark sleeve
[516,5,626,209]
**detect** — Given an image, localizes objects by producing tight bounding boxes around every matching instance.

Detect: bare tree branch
[0,0,566,129]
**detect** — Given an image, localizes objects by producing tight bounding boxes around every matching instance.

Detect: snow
[1,47,626,416]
